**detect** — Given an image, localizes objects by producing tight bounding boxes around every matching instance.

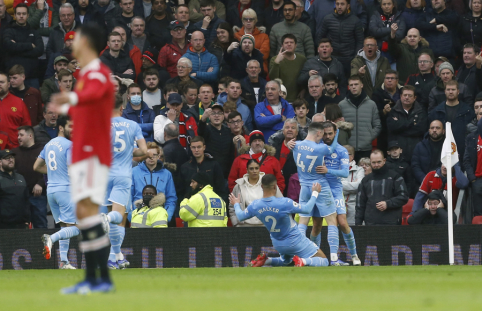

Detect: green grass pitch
[1,266,481,310]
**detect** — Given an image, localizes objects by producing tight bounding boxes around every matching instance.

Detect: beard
[190,185,204,197]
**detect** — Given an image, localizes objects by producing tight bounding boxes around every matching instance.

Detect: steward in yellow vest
[132,186,169,228]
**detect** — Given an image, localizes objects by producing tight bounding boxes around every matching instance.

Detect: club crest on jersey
[331,153,337,158]
[11,107,17,112]
[76,80,84,91]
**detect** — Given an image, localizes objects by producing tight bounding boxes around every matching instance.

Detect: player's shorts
[103,176,132,210]
[273,237,318,264]
[69,156,109,205]
[47,191,76,224]
[332,191,346,215]
[299,185,336,217]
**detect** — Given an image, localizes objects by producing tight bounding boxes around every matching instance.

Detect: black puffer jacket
[318,11,364,59]
[99,48,136,80]
[0,170,30,226]
[460,13,482,47]
[355,165,408,225]
[369,8,406,50]
[297,56,346,90]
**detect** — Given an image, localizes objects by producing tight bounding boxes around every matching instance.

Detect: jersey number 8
[48,150,57,171]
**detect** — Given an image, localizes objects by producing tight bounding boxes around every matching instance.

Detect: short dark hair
[475,97,482,103]
[307,122,324,135]
[322,121,337,131]
[57,115,71,130]
[15,3,28,13]
[324,103,343,121]
[282,0,296,11]
[17,125,34,137]
[219,76,231,88]
[164,83,178,94]
[176,4,189,12]
[385,69,399,79]
[246,159,260,169]
[292,99,309,110]
[143,68,159,80]
[323,73,338,84]
[281,33,297,45]
[79,23,107,55]
[142,184,157,194]
[9,65,25,76]
[114,94,124,109]
[228,111,242,121]
[463,43,480,54]
[127,83,141,93]
[199,0,215,8]
[348,75,362,83]
[401,85,416,95]
[261,174,278,188]
[182,81,198,94]
[191,136,205,145]
[318,38,332,46]
[58,69,72,81]
[227,78,242,87]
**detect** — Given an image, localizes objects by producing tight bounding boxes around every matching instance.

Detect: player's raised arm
[328,129,340,154]
[229,193,254,222]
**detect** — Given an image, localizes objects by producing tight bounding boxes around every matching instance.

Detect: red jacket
[228,145,285,193]
[158,41,190,78]
[0,93,31,149]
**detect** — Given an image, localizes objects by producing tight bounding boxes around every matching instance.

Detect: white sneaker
[100,213,110,234]
[59,261,76,269]
[352,255,361,266]
[41,234,52,260]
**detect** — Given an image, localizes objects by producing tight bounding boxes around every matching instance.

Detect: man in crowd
[194,0,225,47]
[183,31,219,84]
[122,83,156,141]
[0,0,13,70]
[158,20,190,78]
[405,53,435,104]
[41,57,72,103]
[259,0,284,35]
[217,79,253,131]
[145,0,173,50]
[137,47,170,90]
[174,4,197,41]
[142,68,162,109]
[408,190,452,225]
[463,108,482,216]
[188,84,215,121]
[75,0,106,28]
[225,34,264,80]
[100,31,136,80]
[241,60,266,108]
[163,123,190,193]
[165,57,203,88]
[9,65,43,126]
[456,44,482,102]
[111,25,143,79]
[34,104,58,145]
[47,3,77,59]
[129,17,150,53]
[355,150,409,225]
[228,111,249,155]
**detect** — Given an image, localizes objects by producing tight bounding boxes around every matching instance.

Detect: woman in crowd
[209,22,236,78]
[229,159,282,227]
[359,157,372,175]
[324,103,354,146]
[401,0,426,31]
[342,145,365,226]
[461,0,482,47]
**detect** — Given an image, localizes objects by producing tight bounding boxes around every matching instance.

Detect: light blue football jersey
[109,117,144,178]
[293,140,333,186]
[39,137,72,193]
[324,144,350,190]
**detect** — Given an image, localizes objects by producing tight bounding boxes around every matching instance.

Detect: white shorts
[69,156,109,205]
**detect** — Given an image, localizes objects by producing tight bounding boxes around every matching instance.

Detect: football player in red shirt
[50,23,115,294]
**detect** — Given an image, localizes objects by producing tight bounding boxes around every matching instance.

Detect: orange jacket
[234,27,270,74]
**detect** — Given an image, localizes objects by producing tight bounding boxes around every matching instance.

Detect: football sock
[310,233,321,248]
[342,229,357,257]
[298,224,308,236]
[327,225,339,261]
[108,223,120,262]
[266,257,289,266]
[107,211,123,224]
[50,226,80,243]
[304,257,329,267]
[59,240,70,263]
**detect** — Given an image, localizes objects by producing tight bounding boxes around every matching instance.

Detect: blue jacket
[122,101,156,142]
[131,161,177,221]
[217,92,254,132]
[411,133,438,184]
[254,97,295,142]
[182,47,219,83]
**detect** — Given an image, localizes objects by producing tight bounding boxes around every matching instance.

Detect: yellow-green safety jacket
[179,185,228,227]
[131,193,169,228]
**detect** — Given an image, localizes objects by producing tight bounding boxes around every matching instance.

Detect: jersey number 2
[114,130,126,152]
[265,216,280,233]
[296,154,318,173]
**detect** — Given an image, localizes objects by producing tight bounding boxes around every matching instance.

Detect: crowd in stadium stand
[1,0,482,229]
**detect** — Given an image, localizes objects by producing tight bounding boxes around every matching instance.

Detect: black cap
[387,141,401,150]
[192,172,211,187]
[167,93,183,105]
[211,103,224,112]
[0,149,16,159]
[142,47,159,65]
[249,130,264,144]
[169,20,184,31]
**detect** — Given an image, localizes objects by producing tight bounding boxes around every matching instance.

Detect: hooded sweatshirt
[358,49,381,87]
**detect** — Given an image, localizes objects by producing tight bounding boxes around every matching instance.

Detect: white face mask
[130,95,142,105]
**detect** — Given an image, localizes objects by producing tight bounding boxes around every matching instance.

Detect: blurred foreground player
[229,175,329,267]
[50,23,115,294]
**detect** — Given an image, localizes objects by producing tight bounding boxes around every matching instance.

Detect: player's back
[293,140,330,186]
[110,116,144,178]
[40,137,72,192]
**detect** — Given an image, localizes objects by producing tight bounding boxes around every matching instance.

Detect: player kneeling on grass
[229,174,329,267]
[131,185,168,228]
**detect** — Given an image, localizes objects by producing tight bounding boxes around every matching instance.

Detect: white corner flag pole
[446,123,454,265]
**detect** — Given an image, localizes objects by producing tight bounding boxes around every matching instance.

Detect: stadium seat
[402,199,414,225]
[472,216,482,224]
[176,218,184,227]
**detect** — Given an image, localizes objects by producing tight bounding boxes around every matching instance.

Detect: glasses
[229,120,242,125]
[211,112,224,116]
[418,60,432,64]
[243,18,255,22]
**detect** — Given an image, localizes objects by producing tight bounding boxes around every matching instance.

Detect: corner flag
[441,122,458,168]
[442,122,456,265]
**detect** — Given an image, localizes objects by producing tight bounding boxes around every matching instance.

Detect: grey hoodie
[358,49,381,87]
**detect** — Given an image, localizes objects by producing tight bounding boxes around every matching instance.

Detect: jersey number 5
[296,154,318,173]
[114,130,126,152]
[265,216,280,233]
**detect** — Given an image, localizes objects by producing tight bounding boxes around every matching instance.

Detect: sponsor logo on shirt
[11,107,17,112]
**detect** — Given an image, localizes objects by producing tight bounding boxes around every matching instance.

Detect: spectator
[188,84,215,121]
[341,145,365,225]
[198,104,234,177]
[355,149,409,225]
[429,80,475,162]
[269,34,307,103]
[461,0,482,47]
[0,149,30,229]
[241,59,266,109]
[456,44,482,102]
[128,16,150,53]
[181,81,200,109]
[179,171,228,227]
[165,57,203,89]
[100,31,136,80]
[411,163,469,215]
[305,74,343,118]
[153,93,198,147]
[180,136,226,200]
[400,0,426,29]
[46,3,77,59]
[259,0,284,35]
[183,31,219,84]
[426,61,473,111]
[11,126,47,228]
[75,0,106,28]
[368,0,406,65]
[122,83,156,141]
[268,119,304,194]
[109,0,139,30]
[372,69,402,152]
[297,38,347,93]
[226,0,263,29]
[188,0,225,23]
[138,47,171,90]
[291,99,311,134]
[292,0,315,39]
[318,0,365,76]
[324,103,353,146]
[228,130,285,192]
[222,101,237,121]
[217,79,254,131]
[158,20,190,78]
[269,1,314,59]
[228,111,249,155]
[163,123,189,177]
[229,159,283,227]
[174,5,197,41]
[416,0,459,59]
[194,0,225,48]
[254,80,295,141]
[33,104,58,145]
[93,0,120,23]
[0,0,13,70]
[405,53,436,104]
[464,110,482,216]
[9,65,43,127]
[111,25,143,79]
[145,0,173,51]
[131,141,177,222]
[351,37,391,98]
[58,69,73,93]
[3,4,44,89]
[233,9,270,74]
[385,141,414,195]
[388,27,434,83]
[411,119,445,184]
[359,157,372,175]
[206,22,234,78]
[44,30,74,80]
[339,75,381,162]
[408,190,453,225]
[142,68,162,109]
[0,73,31,150]
[225,34,264,80]
[386,85,427,161]
[131,186,168,228]
[40,56,70,103]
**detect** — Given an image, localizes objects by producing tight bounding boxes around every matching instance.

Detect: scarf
[178,113,189,149]
[380,13,395,52]
[249,148,266,162]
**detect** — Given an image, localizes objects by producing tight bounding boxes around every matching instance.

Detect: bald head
[406,28,421,48]
[191,31,205,52]
[0,0,6,18]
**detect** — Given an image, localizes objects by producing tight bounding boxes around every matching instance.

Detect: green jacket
[351,51,390,98]
[28,3,60,37]
[40,76,58,104]
[269,53,307,102]
[131,193,168,228]
[180,185,228,227]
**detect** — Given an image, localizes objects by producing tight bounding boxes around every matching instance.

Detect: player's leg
[298,216,310,236]
[325,213,347,265]
[106,203,128,269]
[297,186,311,236]
[337,213,361,266]
[292,238,329,267]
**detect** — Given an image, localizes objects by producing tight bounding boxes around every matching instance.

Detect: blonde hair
[242,8,257,22]
[359,157,371,167]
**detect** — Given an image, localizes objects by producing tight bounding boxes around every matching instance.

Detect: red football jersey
[67,59,114,166]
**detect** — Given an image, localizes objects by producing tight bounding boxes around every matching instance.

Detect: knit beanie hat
[438,62,454,75]
[249,130,264,144]
[240,34,255,46]
[192,172,212,187]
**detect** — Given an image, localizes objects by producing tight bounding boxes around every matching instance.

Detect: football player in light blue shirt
[102,96,147,270]
[35,115,80,269]
[229,174,329,267]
